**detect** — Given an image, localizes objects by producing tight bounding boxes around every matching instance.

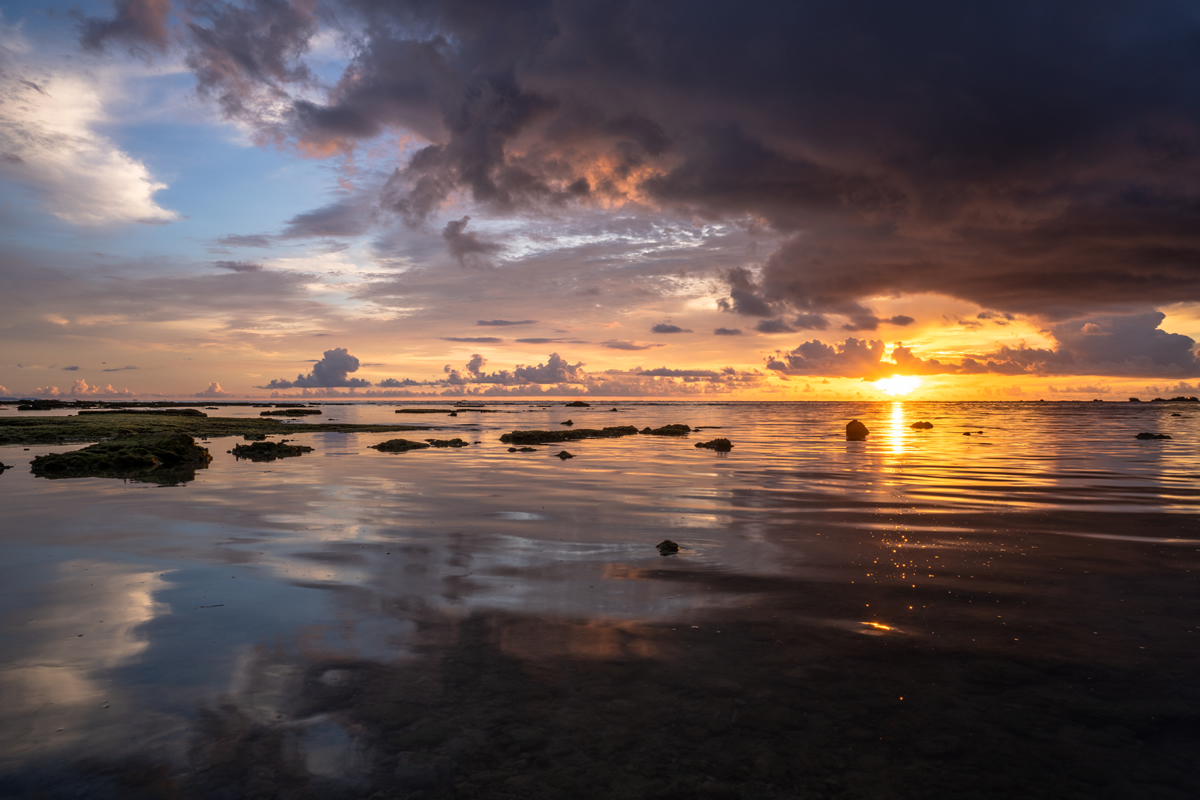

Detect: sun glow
[875,375,922,396]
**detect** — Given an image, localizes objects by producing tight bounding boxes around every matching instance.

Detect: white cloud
[0,49,178,225]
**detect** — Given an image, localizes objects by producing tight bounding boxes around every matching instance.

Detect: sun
[874,375,922,396]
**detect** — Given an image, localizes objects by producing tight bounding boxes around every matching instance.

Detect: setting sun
[874,376,923,396]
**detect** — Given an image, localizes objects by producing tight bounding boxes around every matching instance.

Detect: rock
[656,540,680,555]
[1171,413,1182,416]
[556,450,575,459]
[395,408,456,414]
[846,420,869,440]
[910,421,933,429]
[499,426,639,445]
[259,408,322,416]
[507,447,538,452]
[30,432,212,485]
[609,407,618,411]
[1135,432,1172,440]
[641,424,692,436]
[695,438,733,451]
[565,401,590,407]
[231,441,315,461]
[561,419,574,426]
[0,462,11,473]
[243,433,267,441]
[425,438,469,447]
[371,439,432,452]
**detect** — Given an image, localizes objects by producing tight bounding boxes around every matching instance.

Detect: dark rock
[30,432,212,485]
[556,451,575,459]
[259,408,322,417]
[78,408,207,417]
[1171,413,1182,416]
[507,447,538,453]
[231,441,314,461]
[561,419,574,426]
[394,409,456,414]
[910,421,933,429]
[1135,432,1172,440]
[425,438,469,447]
[846,420,869,440]
[371,439,432,452]
[656,540,680,555]
[640,424,692,436]
[449,411,458,417]
[695,438,733,452]
[0,462,11,473]
[565,401,590,407]
[1129,398,1141,402]
[243,433,267,441]
[499,426,639,445]
[609,408,618,411]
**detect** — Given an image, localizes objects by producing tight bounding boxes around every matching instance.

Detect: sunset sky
[3,0,1200,400]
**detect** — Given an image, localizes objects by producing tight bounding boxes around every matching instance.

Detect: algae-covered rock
[561,419,574,426]
[371,439,431,452]
[507,447,538,452]
[425,438,469,447]
[846,420,869,440]
[230,441,314,461]
[243,433,267,441]
[556,450,575,460]
[499,426,639,445]
[657,540,680,555]
[695,438,733,452]
[259,408,322,417]
[641,424,691,436]
[30,432,212,485]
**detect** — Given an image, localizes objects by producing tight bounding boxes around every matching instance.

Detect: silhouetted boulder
[911,421,933,429]
[556,450,575,460]
[846,420,869,440]
[230,441,314,461]
[565,401,590,407]
[695,438,733,451]
[425,438,469,447]
[370,439,431,452]
[1135,432,1172,440]
[640,424,691,436]
[507,447,538,453]
[657,540,680,555]
[561,419,574,426]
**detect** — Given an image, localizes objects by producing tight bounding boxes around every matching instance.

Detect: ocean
[1,400,1197,798]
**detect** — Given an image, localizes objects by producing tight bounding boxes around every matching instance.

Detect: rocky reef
[425,438,470,447]
[259,409,322,417]
[499,426,639,445]
[30,432,212,485]
[230,441,314,461]
[695,438,733,451]
[1135,432,1172,440]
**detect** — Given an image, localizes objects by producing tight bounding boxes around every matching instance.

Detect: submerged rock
[243,433,267,441]
[370,439,431,452]
[499,426,639,445]
[695,438,733,452]
[259,408,322,417]
[425,438,469,447]
[556,450,575,459]
[0,462,11,473]
[31,432,212,485]
[507,447,538,452]
[230,441,314,462]
[911,421,933,429]
[846,420,869,440]
[1135,432,1172,440]
[561,419,574,426]
[565,401,590,407]
[657,540,680,555]
[641,424,692,436]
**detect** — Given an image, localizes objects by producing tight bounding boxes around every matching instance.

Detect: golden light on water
[874,375,922,396]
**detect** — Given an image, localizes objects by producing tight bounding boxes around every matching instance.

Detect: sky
[2,0,1200,401]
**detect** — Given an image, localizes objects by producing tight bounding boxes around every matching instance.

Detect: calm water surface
[0,401,1197,799]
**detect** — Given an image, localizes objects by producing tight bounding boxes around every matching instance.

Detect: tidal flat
[0,401,1197,799]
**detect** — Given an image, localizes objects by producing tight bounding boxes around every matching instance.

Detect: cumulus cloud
[713,328,743,336]
[214,260,263,272]
[0,61,178,225]
[601,340,665,351]
[194,381,231,397]
[651,323,691,334]
[260,347,371,389]
[79,0,171,54]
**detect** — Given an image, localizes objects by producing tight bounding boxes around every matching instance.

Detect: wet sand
[0,401,1197,798]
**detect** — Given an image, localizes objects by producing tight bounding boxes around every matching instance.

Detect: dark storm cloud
[260,347,371,389]
[88,1,1200,332]
[755,319,794,334]
[80,0,171,54]
[478,319,536,326]
[442,216,502,266]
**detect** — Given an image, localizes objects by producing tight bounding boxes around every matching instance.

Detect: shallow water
[0,401,1198,799]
